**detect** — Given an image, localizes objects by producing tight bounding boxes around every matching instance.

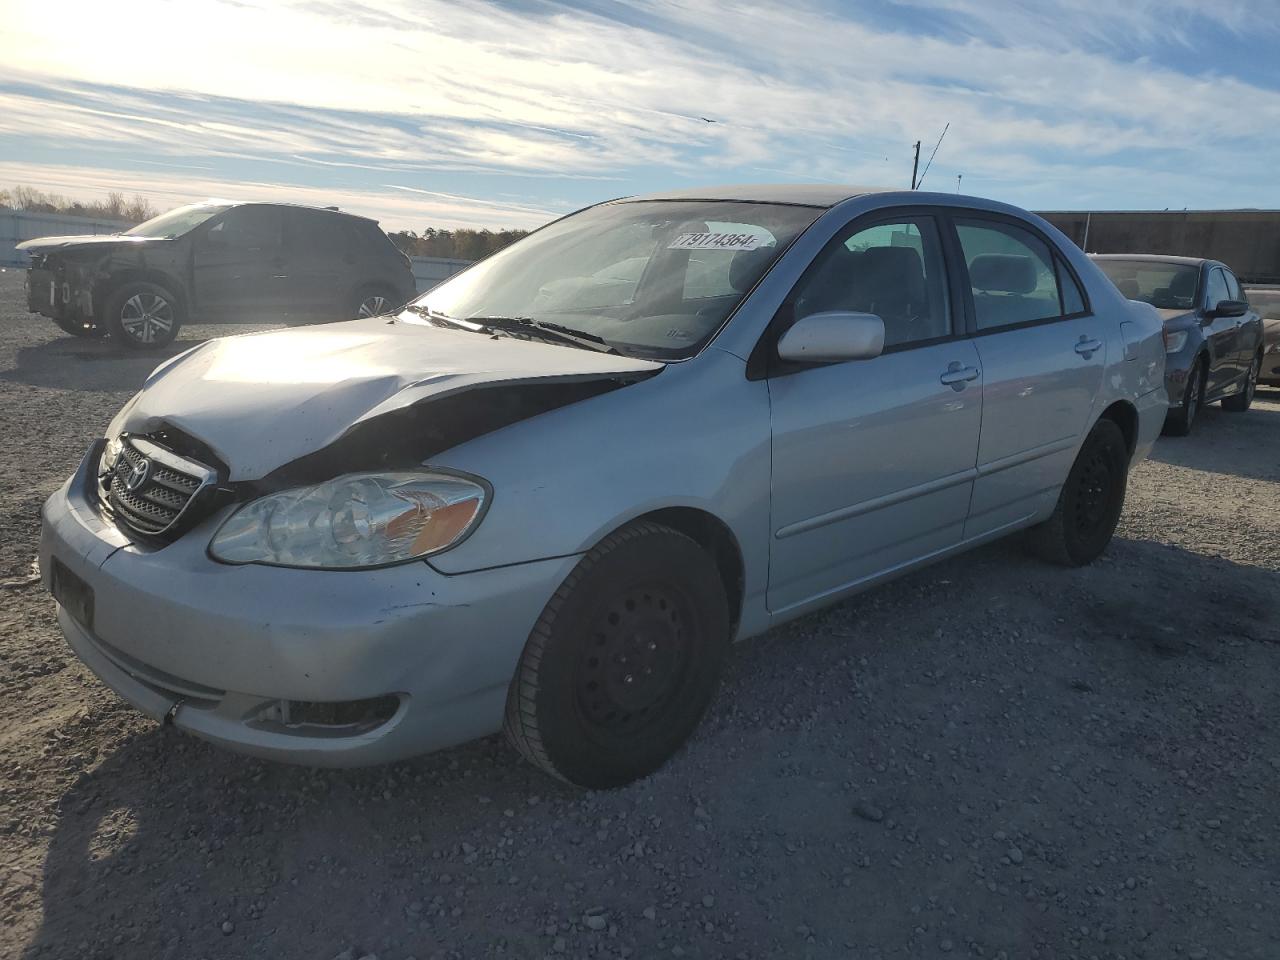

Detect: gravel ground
[1,267,1278,960]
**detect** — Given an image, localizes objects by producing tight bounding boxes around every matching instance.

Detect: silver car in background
[40,185,1167,788]
[1245,286,1280,387]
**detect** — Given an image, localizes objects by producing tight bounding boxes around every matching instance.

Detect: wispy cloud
[2,0,1279,227]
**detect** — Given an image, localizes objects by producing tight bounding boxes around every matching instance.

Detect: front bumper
[25,260,96,325]
[40,448,577,766]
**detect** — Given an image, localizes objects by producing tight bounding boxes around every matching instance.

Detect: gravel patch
[1,268,1278,959]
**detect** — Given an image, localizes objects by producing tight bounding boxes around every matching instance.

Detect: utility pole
[956,174,963,194]
[911,141,921,190]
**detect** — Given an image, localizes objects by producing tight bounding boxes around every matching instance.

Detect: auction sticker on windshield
[669,232,762,251]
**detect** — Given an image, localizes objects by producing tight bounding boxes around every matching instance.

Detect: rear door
[1223,268,1261,378]
[285,208,359,321]
[1201,266,1240,392]
[191,205,288,320]
[951,215,1105,540]
[766,213,983,613]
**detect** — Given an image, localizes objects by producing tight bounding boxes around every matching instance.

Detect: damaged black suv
[19,200,417,349]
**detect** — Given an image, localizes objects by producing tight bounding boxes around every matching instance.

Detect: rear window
[1095,259,1199,310]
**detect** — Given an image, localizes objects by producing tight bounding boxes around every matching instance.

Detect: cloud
[2,0,1279,221]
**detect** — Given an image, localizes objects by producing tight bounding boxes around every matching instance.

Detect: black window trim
[946,210,1094,338]
[752,205,968,379]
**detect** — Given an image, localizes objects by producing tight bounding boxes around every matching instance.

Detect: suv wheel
[503,521,730,788]
[104,281,182,349]
[352,286,399,319]
[1163,357,1203,436]
[1027,418,1129,567]
[1222,352,1261,412]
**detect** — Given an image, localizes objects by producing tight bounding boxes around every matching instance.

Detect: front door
[949,216,1106,539]
[767,215,982,613]
[1201,266,1240,393]
[192,205,288,321]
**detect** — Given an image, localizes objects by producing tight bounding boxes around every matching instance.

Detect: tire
[1026,418,1129,567]
[1162,357,1204,436]
[351,285,400,319]
[103,281,182,350]
[1221,351,1261,412]
[503,521,730,789]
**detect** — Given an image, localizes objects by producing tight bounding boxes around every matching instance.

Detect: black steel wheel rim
[575,583,693,734]
[1073,446,1113,538]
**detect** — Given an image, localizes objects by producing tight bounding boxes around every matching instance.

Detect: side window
[206,206,282,251]
[290,210,353,259]
[955,219,1062,331]
[1057,257,1087,315]
[790,218,951,349]
[1223,269,1242,302]
[1205,268,1230,309]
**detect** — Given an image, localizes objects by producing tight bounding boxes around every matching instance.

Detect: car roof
[1090,254,1213,268]
[614,183,896,207]
[212,199,378,224]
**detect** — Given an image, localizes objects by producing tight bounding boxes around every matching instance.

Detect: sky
[3,0,1280,233]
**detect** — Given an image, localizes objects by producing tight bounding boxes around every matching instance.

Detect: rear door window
[954,219,1063,330]
[289,210,354,260]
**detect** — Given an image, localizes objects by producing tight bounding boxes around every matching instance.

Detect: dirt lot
[1,267,1277,960]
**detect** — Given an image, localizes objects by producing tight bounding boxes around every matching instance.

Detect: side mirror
[777,311,885,363]
[1210,299,1248,319]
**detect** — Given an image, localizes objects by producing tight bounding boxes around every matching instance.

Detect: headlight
[1163,329,1188,354]
[209,471,488,568]
[101,434,125,472]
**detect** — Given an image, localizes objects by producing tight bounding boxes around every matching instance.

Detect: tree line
[2,184,530,260]
[0,185,158,223]
[387,226,530,261]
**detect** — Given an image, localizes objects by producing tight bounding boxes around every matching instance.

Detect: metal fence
[1,210,132,266]
[410,256,472,292]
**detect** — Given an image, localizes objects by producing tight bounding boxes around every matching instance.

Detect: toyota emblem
[124,457,152,493]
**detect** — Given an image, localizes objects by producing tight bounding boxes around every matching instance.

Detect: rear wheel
[1221,352,1261,412]
[352,285,400,319]
[103,281,182,350]
[1163,357,1203,436]
[1026,418,1129,567]
[503,521,730,788]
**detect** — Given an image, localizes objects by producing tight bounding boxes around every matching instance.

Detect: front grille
[99,435,217,539]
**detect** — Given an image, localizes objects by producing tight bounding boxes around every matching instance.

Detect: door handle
[939,364,980,386]
[1074,336,1102,358]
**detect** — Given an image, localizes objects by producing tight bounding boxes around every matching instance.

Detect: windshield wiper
[402,304,489,332]
[465,315,619,354]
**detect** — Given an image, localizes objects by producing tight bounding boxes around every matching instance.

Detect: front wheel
[1221,352,1261,412]
[1162,357,1203,436]
[103,281,182,350]
[503,521,730,789]
[1026,418,1129,567]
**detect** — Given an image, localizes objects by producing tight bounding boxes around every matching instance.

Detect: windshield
[1095,259,1200,310]
[408,200,822,359]
[124,202,231,239]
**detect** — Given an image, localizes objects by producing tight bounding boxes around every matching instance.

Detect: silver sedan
[40,185,1167,787]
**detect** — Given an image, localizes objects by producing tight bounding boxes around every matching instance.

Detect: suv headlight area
[210,471,487,568]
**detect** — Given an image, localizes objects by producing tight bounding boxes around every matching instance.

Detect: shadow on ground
[20,536,1279,960]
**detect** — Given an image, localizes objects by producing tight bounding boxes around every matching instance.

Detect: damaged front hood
[120,318,662,480]
[16,234,153,253]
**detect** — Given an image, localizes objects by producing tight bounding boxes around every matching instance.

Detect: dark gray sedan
[1093,255,1265,435]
